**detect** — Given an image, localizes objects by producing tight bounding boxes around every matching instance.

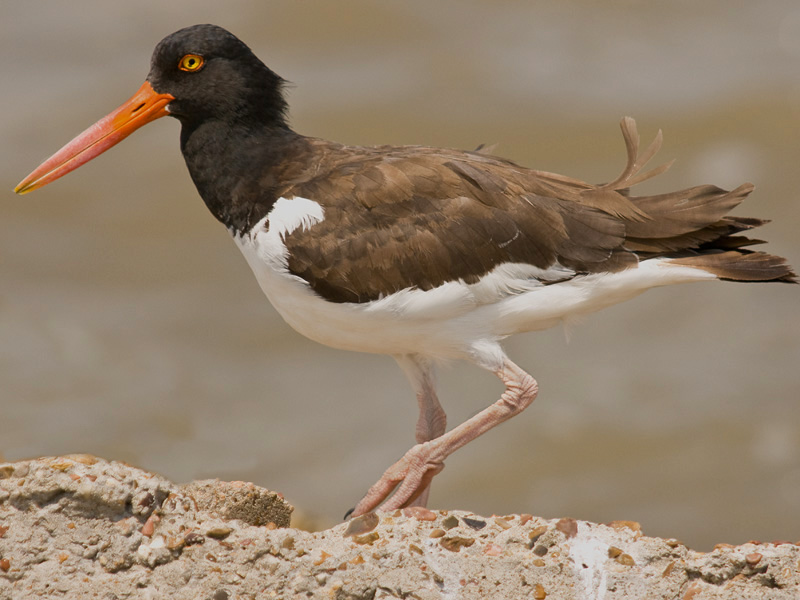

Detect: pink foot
[350,443,444,517]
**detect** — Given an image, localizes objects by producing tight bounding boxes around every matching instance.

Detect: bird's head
[15,24,287,194]
[148,24,287,126]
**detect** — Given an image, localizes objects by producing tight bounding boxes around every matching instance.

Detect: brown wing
[282,119,795,304]
[283,148,633,303]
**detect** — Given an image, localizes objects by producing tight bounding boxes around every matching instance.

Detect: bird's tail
[604,118,796,283]
[666,250,796,283]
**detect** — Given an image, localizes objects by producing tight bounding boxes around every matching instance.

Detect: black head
[148,24,288,128]
[15,23,298,222]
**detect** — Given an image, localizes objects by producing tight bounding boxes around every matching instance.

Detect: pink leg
[350,356,539,517]
[394,355,447,508]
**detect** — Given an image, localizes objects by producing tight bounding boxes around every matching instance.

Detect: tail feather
[626,184,753,238]
[625,216,768,254]
[526,117,795,284]
[668,251,797,283]
[587,118,797,284]
[698,235,766,251]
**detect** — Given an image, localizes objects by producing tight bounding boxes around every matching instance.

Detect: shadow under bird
[15,24,796,518]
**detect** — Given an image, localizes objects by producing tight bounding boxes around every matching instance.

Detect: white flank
[234,201,719,365]
[466,262,574,304]
[486,258,717,338]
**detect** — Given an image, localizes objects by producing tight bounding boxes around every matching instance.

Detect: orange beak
[14,81,175,194]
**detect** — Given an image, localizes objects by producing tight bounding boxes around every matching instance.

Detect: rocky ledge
[0,456,798,599]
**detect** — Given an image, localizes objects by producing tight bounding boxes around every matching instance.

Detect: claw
[349,445,445,518]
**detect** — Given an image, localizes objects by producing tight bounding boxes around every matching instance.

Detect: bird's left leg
[394,354,447,508]
[350,349,538,517]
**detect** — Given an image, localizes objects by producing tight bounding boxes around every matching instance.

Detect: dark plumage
[279,124,792,303]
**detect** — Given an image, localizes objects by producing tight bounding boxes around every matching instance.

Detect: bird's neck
[179,119,307,235]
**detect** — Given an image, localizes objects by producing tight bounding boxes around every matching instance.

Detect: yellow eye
[178,54,205,72]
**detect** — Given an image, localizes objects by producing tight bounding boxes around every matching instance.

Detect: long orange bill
[14,81,175,194]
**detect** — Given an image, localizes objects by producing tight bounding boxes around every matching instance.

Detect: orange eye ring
[178,54,205,72]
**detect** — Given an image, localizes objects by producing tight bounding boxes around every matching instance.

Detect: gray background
[2,1,799,549]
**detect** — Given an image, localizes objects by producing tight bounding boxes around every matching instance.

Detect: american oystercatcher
[15,24,796,517]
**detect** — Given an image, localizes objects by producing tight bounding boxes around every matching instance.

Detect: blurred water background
[2,1,799,549]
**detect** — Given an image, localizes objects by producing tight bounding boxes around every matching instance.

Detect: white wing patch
[235,196,325,277]
[269,196,325,240]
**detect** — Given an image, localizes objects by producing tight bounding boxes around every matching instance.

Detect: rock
[1,456,799,599]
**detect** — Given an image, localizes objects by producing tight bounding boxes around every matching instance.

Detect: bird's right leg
[394,354,446,508]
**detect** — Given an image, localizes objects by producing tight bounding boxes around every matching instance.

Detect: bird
[15,24,796,518]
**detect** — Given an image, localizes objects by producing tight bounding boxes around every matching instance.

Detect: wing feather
[279,122,793,303]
